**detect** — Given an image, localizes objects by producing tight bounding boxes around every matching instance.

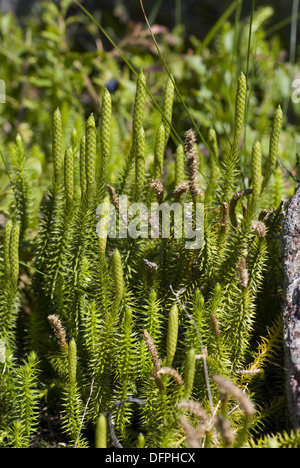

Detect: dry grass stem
[220,202,229,227]
[229,189,252,226]
[179,415,201,448]
[251,220,267,238]
[174,181,190,201]
[258,209,268,221]
[48,314,67,349]
[106,184,127,225]
[215,414,235,447]
[213,375,255,417]
[157,367,183,385]
[184,129,204,200]
[150,179,164,204]
[178,399,209,423]
[238,255,249,289]
[143,330,164,391]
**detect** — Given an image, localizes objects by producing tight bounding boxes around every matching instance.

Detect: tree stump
[281,187,300,430]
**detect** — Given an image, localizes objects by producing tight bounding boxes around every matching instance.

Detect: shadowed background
[0,0,298,53]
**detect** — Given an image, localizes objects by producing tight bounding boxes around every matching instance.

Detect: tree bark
[281,187,300,430]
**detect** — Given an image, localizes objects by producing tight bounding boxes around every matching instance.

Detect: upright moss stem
[52,108,63,182]
[86,113,97,192]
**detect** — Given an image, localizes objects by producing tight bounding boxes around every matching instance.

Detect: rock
[281,187,300,430]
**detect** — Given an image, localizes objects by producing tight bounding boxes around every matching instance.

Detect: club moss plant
[0,0,299,449]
